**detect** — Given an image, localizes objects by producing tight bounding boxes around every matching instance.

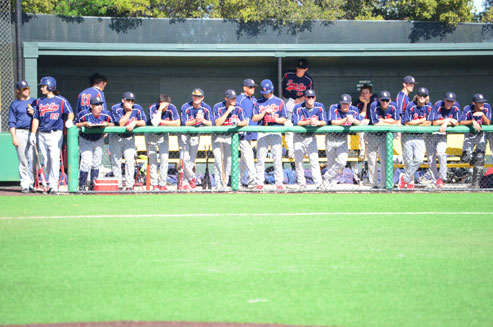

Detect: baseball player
[237,78,258,188]
[8,80,36,193]
[180,88,213,190]
[398,87,433,189]
[292,89,326,190]
[213,89,248,191]
[459,93,491,188]
[75,74,108,114]
[395,75,416,119]
[110,92,147,190]
[367,91,399,189]
[426,92,461,188]
[75,96,114,190]
[252,79,288,190]
[147,94,180,191]
[354,84,378,160]
[30,76,74,194]
[325,94,368,188]
[281,58,313,159]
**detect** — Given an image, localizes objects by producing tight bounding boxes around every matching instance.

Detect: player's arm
[215,106,234,126]
[31,118,39,134]
[275,102,287,124]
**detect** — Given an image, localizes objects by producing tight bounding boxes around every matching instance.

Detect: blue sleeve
[7,102,16,128]
[453,104,461,121]
[292,106,301,125]
[402,104,413,123]
[63,98,74,115]
[76,93,82,113]
[279,99,287,118]
[170,105,180,121]
[327,105,336,122]
[281,73,289,99]
[237,107,246,121]
[485,104,492,121]
[368,103,377,125]
[461,106,470,121]
[319,104,327,122]
[204,104,212,121]
[100,92,107,112]
[253,102,260,115]
[33,99,40,120]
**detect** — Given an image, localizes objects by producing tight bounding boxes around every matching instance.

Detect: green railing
[68,125,493,193]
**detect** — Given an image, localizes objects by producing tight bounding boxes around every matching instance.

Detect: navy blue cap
[305,89,316,97]
[403,75,416,84]
[417,87,429,96]
[297,59,309,69]
[339,94,352,104]
[242,79,257,87]
[224,89,237,99]
[472,93,487,103]
[192,88,204,97]
[16,80,29,90]
[444,92,456,102]
[379,91,391,101]
[122,91,135,100]
[90,96,104,105]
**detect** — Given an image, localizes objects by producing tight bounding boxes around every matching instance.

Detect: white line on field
[0,212,492,220]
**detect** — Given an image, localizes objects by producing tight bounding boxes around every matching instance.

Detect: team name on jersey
[258,104,280,113]
[39,103,60,117]
[285,81,308,93]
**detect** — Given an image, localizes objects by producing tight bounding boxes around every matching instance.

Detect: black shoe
[29,186,35,193]
[47,188,58,195]
[21,188,29,193]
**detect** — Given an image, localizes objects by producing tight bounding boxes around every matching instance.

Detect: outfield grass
[0,194,492,327]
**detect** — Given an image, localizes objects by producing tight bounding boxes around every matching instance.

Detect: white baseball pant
[255,132,283,186]
[146,133,169,187]
[293,133,321,186]
[14,129,36,189]
[366,133,390,188]
[212,135,232,189]
[180,134,200,185]
[324,134,349,185]
[38,130,63,191]
[424,134,447,181]
[401,134,425,184]
[239,138,256,184]
[109,133,136,188]
[79,136,104,173]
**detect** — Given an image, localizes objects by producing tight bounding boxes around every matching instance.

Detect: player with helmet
[180,88,213,190]
[292,89,326,191]
[8,80,37,193]
[367,90,399,189]
[252,79,288,191]
[426,91,461,188]
[75,95,114,191]
[75,73,108,115]
[325,94,368,189]
[110,92,147,191]
[30,76,74,194]
[398,87,433,189]
[460,93,491,188]
[213,89,248,191]
[147,94,180,191]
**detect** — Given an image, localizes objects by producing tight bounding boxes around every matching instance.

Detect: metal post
[67,126,79,193]
[231,132,239,191]
[15,0,23,80]
[277,57,282,97]
[386,132,394,190]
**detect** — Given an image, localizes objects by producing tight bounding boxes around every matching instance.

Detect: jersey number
[50,113,59,120]
[81,94,91,107]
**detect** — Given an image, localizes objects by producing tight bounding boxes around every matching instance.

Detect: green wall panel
[0,133,20,182]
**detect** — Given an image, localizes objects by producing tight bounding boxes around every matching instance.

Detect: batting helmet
[259,79,274,95]
[39,76,57,92]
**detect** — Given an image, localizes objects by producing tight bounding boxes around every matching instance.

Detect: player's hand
[294,96,304,104]
[126,121,136,132]
[359,96,368,104]
[227,105,235,113]
[12,136,19,147]
[310,117,319,126]
[265,108,273,115]
[439,122,447,133]
[29,133,36,145]
[65,120,74,128]
[159,102,169,111]
[27,104,34,116]
[123,102,133,112]
[473,121,482,132]
[86,122,94,128]
[346,115,354,125]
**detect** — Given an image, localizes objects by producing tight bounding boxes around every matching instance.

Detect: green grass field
[1,193,492,327]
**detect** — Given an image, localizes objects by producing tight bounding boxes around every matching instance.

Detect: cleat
[276,184,285,191]
[189,179,196,189]
[407,183,415,189]
[436,178,444,188]
[299,184,306,192]
[152,185,159,191]
[182,184,189,191]
[256,185,264,191]
[398,173,407,189]
[159,185,168,191]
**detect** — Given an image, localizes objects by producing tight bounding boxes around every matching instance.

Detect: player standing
[395,76,416,119]
[180,88,213,190]
[398,87,433,189]
[354,84,378,160]
[31,76,74,194]
[110,92,147,191]
[281,59,313,159]
[75,74,108,114]
[426,92,460,188]
[237,79,258,188]
[213,89,248,191]
[460,93,491,188]
[367,91,399,189]
[75,96,114,190]
[292,89,326,190]
[325,94,368,188]
[8,81,36,193]
[252,79,288,190]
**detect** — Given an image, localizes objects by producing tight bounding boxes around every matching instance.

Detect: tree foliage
[16,0,478,25]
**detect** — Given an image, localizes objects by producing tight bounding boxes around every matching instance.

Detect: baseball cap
[224,89,237,99]
[417,87,429,96]
[379,91,391,101]
[242,79,257,87]
[305,89,316,97]
[122,91,136,100]
[192,88,205,97]
[403,75,416,84]
[443,92,456,102]
[297,59,309,69]
[90,96,104,105]
[16,80,29,90]
[339,94,352,104]
[472,93,488,103]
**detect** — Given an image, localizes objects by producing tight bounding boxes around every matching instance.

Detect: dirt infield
[0,186,45,196]
[0,321,334,327]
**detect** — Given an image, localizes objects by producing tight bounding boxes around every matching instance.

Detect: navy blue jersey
[395,91,410,119]
[77,109,114,141]
[328,104,364,125]
[237,93,258,140]
[181,101,212,127]
[354,96,378,118]
[431,100,461,122]
[8,97,36,129]
[403,101,433,124]
[111,102,146,137]
[461,103,492,124]
[281,72,313,99]
[213,101,246,126]
[292,101,326,125]
[368,101,399,125]
[148,102,180,126]
[33,95,74,132]
[254,96,287,126]
[76,87,106,114]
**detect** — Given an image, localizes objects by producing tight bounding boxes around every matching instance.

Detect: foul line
[0,212,492,220]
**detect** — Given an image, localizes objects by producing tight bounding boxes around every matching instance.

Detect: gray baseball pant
[366,133,389,188]
[79,136,104,174]
[424,134,447,181]
[255,132,283,186]
[180,134,200,185]
[239,138,256,184]
[324,134,348,185]
[294,133,322,186]
[14,129,36,189]
[401,134,425,184]
[146,133,169,187]
[109,133,136,188]
[212,135,232,188]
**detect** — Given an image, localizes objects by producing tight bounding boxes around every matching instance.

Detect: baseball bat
[220,141,226,188]
[33,145,48,191]
[145,142,151,191]
[177,146,184,190]
[203,145,211,189]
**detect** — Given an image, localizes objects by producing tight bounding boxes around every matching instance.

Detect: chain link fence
[0,0,14,132]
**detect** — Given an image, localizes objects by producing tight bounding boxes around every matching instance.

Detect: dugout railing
[67,125,493,193]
